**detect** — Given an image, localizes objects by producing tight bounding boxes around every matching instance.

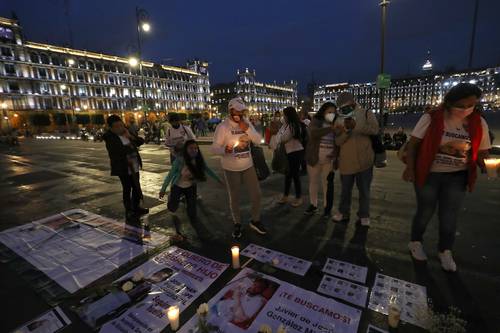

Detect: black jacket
[103,130,144,176]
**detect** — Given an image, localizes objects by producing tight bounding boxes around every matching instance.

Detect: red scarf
[415,107,483,192]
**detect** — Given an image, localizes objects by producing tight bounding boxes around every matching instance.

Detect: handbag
[365,110,387,168]
[271,143,289,175]
[250,143,270,181]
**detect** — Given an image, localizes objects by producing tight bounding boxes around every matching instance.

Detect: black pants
[325,171,335,215]
[168,184,197,222]
[119,172,142,212]
[284,150,303,198]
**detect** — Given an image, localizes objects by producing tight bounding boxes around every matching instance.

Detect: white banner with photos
[0,209,168,293]
[179,268,362,333]
[97,246,228,333]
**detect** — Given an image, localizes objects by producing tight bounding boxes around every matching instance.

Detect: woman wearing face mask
[159,140,222,240]
[403,83,491,272]
[304,102,341,217]
[276,107,307,207]
[211,97,265,239]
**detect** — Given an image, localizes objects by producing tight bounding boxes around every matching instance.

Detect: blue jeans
[411,171,467,251]
[339,167,373,219]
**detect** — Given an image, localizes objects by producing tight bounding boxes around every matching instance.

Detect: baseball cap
[228,97,247,112]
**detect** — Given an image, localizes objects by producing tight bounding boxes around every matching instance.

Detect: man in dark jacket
[103,115,148,218]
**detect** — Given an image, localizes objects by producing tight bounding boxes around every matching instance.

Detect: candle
[167,305,180,331]
[484,158,500,178]
[231,246,240,269]
[388,295,401,328]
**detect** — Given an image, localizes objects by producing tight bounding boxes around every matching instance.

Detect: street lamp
[378,0,390,131]
[135,7,151,120]
[128,57,139,67]
[67,58,75,66]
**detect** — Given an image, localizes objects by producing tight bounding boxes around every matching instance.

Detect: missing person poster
[0,209,168,293]
[317,274,369,308]
[11,306,71,333]
[94,246,228,333]
[179,268,361,333]
[322,258,368,284]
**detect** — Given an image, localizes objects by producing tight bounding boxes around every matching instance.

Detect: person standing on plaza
[165,113,196,164]
[299,110,312,174]
[332,92,379,226]
[276,107,306,207]
[128,118,139,137]
[403,83,491,272]
[211,97,266,239]
[103,115,149,219]
[268,110,282,148]
[159,139,222,240]
[304,102,339,218]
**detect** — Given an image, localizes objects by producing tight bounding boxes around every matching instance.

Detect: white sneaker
[360,218,370,226]
[277,196,288,204]
[332,213,346,222]
[408,241,428,261]
[439,250,457,272]
[290,197,303,207]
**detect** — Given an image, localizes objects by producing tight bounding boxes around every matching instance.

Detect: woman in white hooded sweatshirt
[211,97,265,239]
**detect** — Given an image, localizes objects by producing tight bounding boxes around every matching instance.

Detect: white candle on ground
[231,246,240,269]
[484,158,500,178]
[167,305,180,331]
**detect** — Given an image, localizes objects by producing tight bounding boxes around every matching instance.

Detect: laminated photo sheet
[366,324,389,333]
[368,273,428,329]
[322,258,368,284]
[240,243,311,276]
[317,274,369,308]
[12,306,71,333]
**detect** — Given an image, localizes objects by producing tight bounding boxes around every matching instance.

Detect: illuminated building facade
[211,68,297,115]
[0,17,210,130]
[314,67,500,112]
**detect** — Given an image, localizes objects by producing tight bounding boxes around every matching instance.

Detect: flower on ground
[277,324,288,333]
[197,303,209,317]
[258,324,272,333]
[132,270,144,282]
[121,281,134,292]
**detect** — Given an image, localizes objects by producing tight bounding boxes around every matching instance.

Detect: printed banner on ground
[179,268,362,333]
[91,246,228,333]
[241,243,312,276]
[317,274,369,308]
[11,306,71,333]
[368,273,428,329]
[322,258,368,284]
[0,209,168,293]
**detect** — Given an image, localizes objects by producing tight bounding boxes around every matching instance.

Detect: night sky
[2,0,500,93]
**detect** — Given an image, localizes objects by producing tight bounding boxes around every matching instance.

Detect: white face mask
[324,113,335,123]
[450,106,474,120]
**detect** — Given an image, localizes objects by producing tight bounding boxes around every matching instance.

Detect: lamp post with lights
[378,0,390,132]
[134,7,151,121]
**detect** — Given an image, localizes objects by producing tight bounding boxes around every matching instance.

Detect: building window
[4,63,16,75]
[30,52,40,63]
[77,72,85,82]
[78,86,86,96]
[95,62,103,71]
[52,56,61,66]
[38,67,48,78]
[95,87,102,96]
[40,54,50,64]
[8,82,20,92]
[58,70,66,80]
[1,47,13,57]
[78,59,86,69]
[87,61,95,70]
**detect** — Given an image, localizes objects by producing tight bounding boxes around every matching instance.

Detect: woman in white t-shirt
[276,107,306,207]
[403,83,491,272]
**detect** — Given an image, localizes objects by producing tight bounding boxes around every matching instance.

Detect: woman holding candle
[403,83,491,272]
[211,97,265,239]
[276,106,307,207]
[159,140,222,240]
